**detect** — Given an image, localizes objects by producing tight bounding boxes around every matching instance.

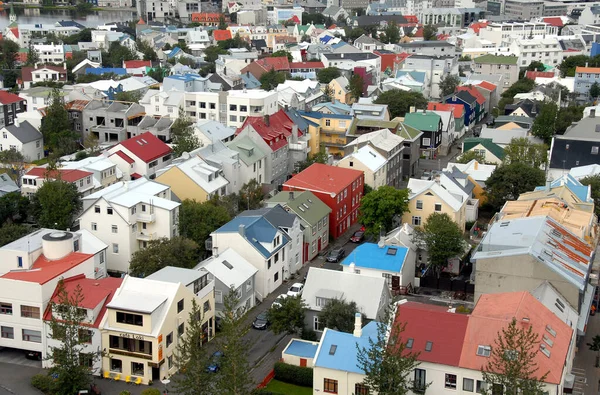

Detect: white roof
[480,127,532,145]
[195,120,236,143]
[302,267,387,319]
[275,79,319,95]
[146,266,207,287]
[0,228,106,255]
[82,177,179,210]
[89,80,121,91]
[72,59,101,74]
[344,145,386,172]
[227,89,277,99]
[444,159,496,183]
[195,248,258,289]
[345,128,404,152]
[430,110,453,132]
[162,155,229,195]
[407,178,465,212]
[569,164,600,180]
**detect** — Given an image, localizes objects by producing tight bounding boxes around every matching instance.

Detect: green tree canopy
[347,74,365,100]
[267,295,308,335]
[0,148,25,182]
[317,67,342,84]
[0,191,29,225]
[527,61,545,72]
[0,224,29,247]
[359,186,409,236]
[591,82,600,100]
[374,90,428,118]
[296,148,328,172]
[102,42,137,68]
[179,199,231,255]
[503,137,548,168]
[580,175,600,217]
[531,101,558,143]
[0,39,19,70]
[32,180,82,230]
[238,179,264,211]
[271,50,293,62]
[423,24,437,41]
[203,45,228,63]
[414,212,465,277]
[484,162,546,210]
[114,90,142,103]
[40,88,78,154]
[135,39,158,62]
[260,68,287,90]
[128,236,200,277]
[556,105,584,135]
[558,54,600,77]
[456,150,486,164]
[439,74,461,97]
[381,22,400,44]
[26,41,40,66]
[318,298,362,333]
[170,109,200,157]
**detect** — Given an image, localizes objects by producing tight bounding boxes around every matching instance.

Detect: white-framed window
[434,203,442,212]
[314,315,324,331]
[215,290,223,304]
[412,216,422,226]
[416,200,423,210]
[111,225,118,233]
[112,243,119,254]
[592,146,599,155]
[463,378,474,392]
[91,222,97,231]
[422,137,431,146]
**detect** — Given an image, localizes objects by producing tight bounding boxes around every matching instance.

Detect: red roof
[25,167,93,183]
[0,91,24,105]
[213,29,232,41]
[404,15,418,23]
[236,110,300,152]
[374,51,410,72]
[469,21,488,34]
[289,61,325,69]
[457,86,485,105]
[42,274,123,328]
[255,56,291,72]
[395,302,469,366]
[414,27,423,38]
[437,33,450,41]
[191,12,223,22]
[525,71,555,80]
[427,102,465,119]
[460,292,572,384]
[476,80,497,91]
[1,253,94,284]
[118,132,172,163]
[124,60,152,68]
[131,173,142,179]
[543,17,564,27]
[137,17,146,25]
[283,163,364,195]
[110,150,135,164]
[9,27,19,38]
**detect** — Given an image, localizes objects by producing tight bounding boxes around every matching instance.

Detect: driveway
[0,347,42,368]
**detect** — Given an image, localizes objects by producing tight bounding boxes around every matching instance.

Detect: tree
[170,109,200,157]
[103,42,137,68]
[414,213,464,277]
[0,224,29,246]
[147,66,167,83]
[296,148,329,172]
[46,280,99,395]
[323,84,334,101]
[260,68,287,91]
[344,27,367,42]
[456,150,486,164]
[555,105,584,135]
[218,14,228,30]
[591,82,600,100]
[484,162,546,210]
[173,298,214,394]
[32,180,82,230]
[135,39,158,62]
[503,137,548,168]
[128,236,199,277]
[347,74,365,101]
[214,289,253,395]
[481,318,549,395]
[359,186,409,236]
[83,133,100,154]
[318,298,361,333]
[558,54,598,77]
[356,303,426,395]
[0,148,25,182]
[580,175,600,217]
[178,199,231,255]
[0,191,30,225]
[439,74,461,97]
[526,61,545,72]
[40,88,78,154]
[382,22,400,44]
[114,90,142,103]
[238,179,264,211]
[374,90,428,118]
[531,101,558,144]
[271,50,293,62]
[423,24,437,41]
[26,41,40,66]
[588,334,600,368]
[317,67,342,84]
[0,39,19,70]
[267,295,307,335]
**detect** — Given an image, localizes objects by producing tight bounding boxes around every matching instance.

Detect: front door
[392,275,400,292]
[151,366,160,381]
[317,237,321,252]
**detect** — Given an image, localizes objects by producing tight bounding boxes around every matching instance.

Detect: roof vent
[522,317,530,322]
[222,260,233,270]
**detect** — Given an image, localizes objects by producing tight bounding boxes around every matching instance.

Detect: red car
[351,231,365,243]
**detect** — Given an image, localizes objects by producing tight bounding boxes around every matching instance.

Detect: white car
[271,294,288,308]
[287,282,304,297]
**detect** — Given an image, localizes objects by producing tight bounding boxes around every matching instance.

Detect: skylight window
[476,345,491,357]
[543,335,554,348]
[425,341,432,352]
[387,247,398,256]
[539,344,551,358]
[329,345,337,355]
[546,325,557,337]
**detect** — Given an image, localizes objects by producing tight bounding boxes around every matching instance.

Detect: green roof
[347,118,399,136]
[463,137,505,160]
[227,136,266,166]
[403,112,441,132]
[473,54,518,65]
[396,122,423,141]
[267,191,331,226]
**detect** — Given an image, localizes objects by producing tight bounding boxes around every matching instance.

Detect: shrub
[75,151,89,160]
[141,389,162,395]
[120,391,131,395]
[301,327,317,341]
[31,374,52,393]
[273,362,313,387]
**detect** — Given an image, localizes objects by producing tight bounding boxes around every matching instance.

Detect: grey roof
[196,120,235,143]
[240,205,297,229]
[398,41,455,48]
[4,121,42,144]
[227,136,266,166]
[0,173,18,195]
[322,52,380,61]
[144,266,206,287]
[354,34,384,46]
[564,116,600,140]
[266,190,332,226]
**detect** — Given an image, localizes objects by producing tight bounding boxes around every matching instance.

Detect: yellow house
[300,112,353,158]
[337,145,387,189]
[328,76,354,104]
[403,178,467,230]
[156,155,229,202]
[444,160,496,205]
[100,272,215,385]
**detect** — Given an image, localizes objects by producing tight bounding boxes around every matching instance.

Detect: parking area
[0,347,42,368]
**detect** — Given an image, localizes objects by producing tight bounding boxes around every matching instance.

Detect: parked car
[272,294,288,308]
[287,282,304,297]
[252,311,270,330]
[25,350,41,360]
[350,231,365,243]
[207,351,223,373]
[326,248,346,262]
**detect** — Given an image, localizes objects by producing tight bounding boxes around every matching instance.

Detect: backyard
[265,379,312,395]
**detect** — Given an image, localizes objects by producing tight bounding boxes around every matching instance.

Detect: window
[434,203,442,212]
[445,374,457,389]
[21,305,40,319]
[406,338,414,348]
[414,369,426,393]
[0,302,12,315]
[274,272,279,282]
[230,115,237,122]
[17,256,22,268]
[22,329,41,343]
[177,299,184,313]
[1,326,14,339]
[215,290,223,303]
[425,341,432,352]
[240,105,247,112]
[592,146,599,155]
[491,384,503,395]
[168,355,173,369]
[131,362,144,376]
[78,328,92,343]
[477,345,491,357]
[110,358,122,373]
[107,207,113,215]
[111,225,118,233]
[476,380,487,393]
[412,216,422,226]
[113,243,119,253]
[463,378,474,392]
[116,312,143,326]
[178,322,184,336]
[94,205,100,213]
[325,119,331,127]
[416,200,423,210]
[422,137,431,146]
[229,104,237,111]
[166,332,173,347]
[323,378,338,393]
[355,384,369,395]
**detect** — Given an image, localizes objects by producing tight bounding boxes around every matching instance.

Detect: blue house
[445,90,477,127]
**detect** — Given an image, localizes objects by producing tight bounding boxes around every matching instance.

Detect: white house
[78,177,180,275]
[106,132,173,180]
[21,167,94,198]
[32,45,65,64]
[0,120,43,162]
[139,89,185,118]
[225,90,278,128]
[337,145,387,190]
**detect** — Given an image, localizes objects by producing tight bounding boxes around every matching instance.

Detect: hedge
[31,374,52,393]
[140,389,162,395]
[273,362,313,387]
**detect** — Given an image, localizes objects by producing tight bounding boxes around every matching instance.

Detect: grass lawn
[264,379,312,395]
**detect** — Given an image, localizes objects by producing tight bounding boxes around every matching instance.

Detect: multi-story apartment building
[574,66,600,102]
[418,7,485,28]
[184,91,222,123]
[299,112,354,158]
[510,36,563,67]
[226,90,278,129]
[226,137,268,187]
[396,41,456,56]
[478,22,558,47]
[5,22,83,47]
[504,0,544,19]
[472,54,519,91]
[32,45,65,64]
[283,163,364,239]
[400,55,459,99]
[82,100,147,143]
[79,178,180,275]
[106,132,173,180]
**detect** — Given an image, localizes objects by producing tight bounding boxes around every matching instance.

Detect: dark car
[207,351,223,373]
[350,231,365,243]
[25,350,42,360]
[326,248,346,262]
[252,311,270,330]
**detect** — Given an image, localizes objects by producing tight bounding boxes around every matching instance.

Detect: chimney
[289,191,294,200]
[246,71,250,77]
[586,62,589,67]
[239,224,246,237]
[264,114,270,126]
[349,262,356,273]
[14,118,19,127]
[545,177,552,191]
[353,313,362,337]
[591,109,596,119]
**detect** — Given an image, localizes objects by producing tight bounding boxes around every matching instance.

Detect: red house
[283,163,364,239]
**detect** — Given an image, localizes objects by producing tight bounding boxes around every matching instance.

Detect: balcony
[196,279,215,300]
[137,212,155,223]
[136,231,157,241]
[109,348,153,361]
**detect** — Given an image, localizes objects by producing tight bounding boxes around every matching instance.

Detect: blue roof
[534,174,592,203]
[213,215,289,258]
[240,73,261,89]
[396,70,426,83]
[167,47,182,59]
[331,42,346,49]
[320,35,333,44]
[341,243,408,272]
[85,68,127,75]
[165,74,198,82]
[314,321,379,374]
[298,111,353,120]
[284,340,318,358]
